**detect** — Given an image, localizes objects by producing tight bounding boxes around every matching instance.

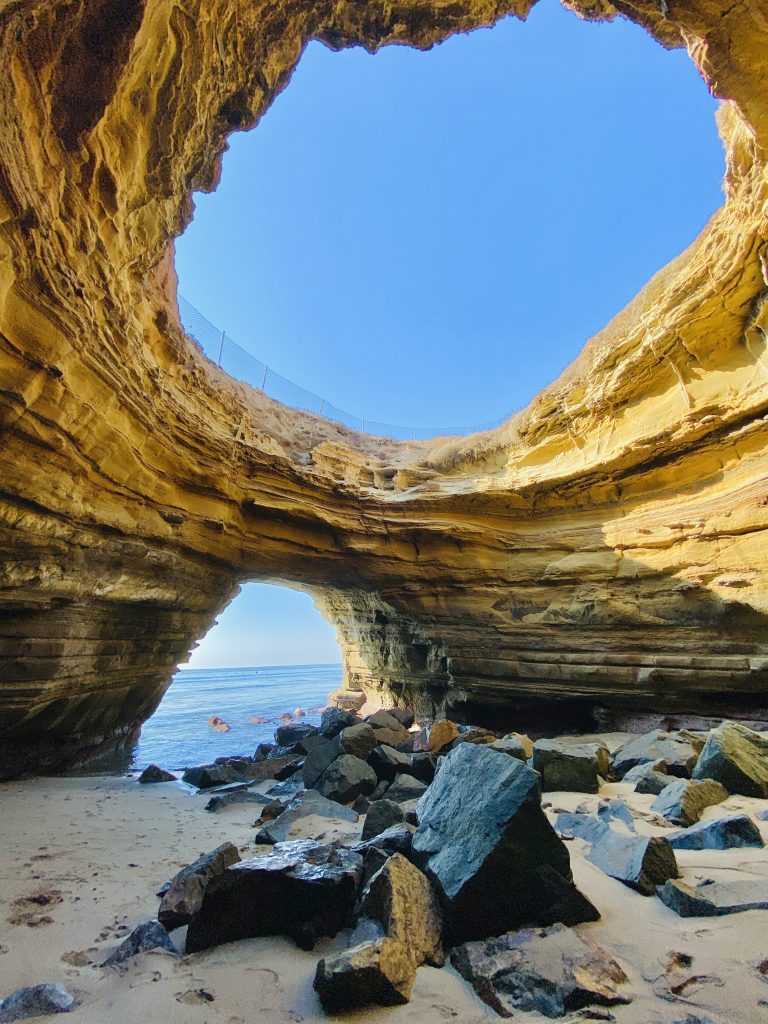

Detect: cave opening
[175,0,724,437]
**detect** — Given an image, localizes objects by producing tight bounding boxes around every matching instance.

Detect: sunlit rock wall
[0,0,767,776]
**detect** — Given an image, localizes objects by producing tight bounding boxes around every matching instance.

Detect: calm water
[132,663,342,770]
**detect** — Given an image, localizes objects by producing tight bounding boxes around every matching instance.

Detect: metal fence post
[261,366,269,392]
[319,399,325,416]
[361,417,365,432]
[217,330,225,366]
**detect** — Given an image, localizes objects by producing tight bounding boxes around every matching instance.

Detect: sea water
[132,663,342,770]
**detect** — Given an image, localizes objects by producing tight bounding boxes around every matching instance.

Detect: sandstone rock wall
[0,0,767,776]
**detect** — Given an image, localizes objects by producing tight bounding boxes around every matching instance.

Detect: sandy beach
[0,772,767,1023]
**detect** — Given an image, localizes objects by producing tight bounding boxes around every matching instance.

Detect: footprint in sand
[175,988,215,1004]
[8,889,63,927]
[61,950,91,966]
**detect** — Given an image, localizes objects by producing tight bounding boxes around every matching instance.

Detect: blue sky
[177,0,724,669]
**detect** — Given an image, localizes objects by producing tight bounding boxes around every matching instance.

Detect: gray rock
[554,812,610,844]
[651,778,728,826]
[386,707,415,728]
[265,777,303,800]
[586,831,678,895]
[597,799,636,832]
[254,788,358,844]
[412,743,599,946]
[354,823,416,859]
[0,984,77,1022]
[302,724,378,789]
[254,741,275,761]
[623,759,674,795]
[666,813,764,850]
[101,919,177,965]
[183,756,299,789]
[409,752,438,783]
[314,754,377,804]
[158,841,241,930]
[490,735,531,761]
[385,773,428,804]
[138,764,176,784]
[274,723,319,747]
[368,744,411,782]
[612,730,702,780]
[185,839,363,952]
[531,739,609,794]
[658,876,768,916]
[369,778,390,800]
[205,789,270,813]
[319,707,361,738]
[451,923,632,1019]
[692,721,768,798]
[362,799,405,841]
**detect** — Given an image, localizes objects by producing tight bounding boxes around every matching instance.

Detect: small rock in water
[249,715,268,724]
[650,778,728,826]
[293,707,306,717]
[692,721,768,797]
[101,919,177,966]
[158,842,241,931]
[451,923,633,1019]
[657,877,768,917]
[0,983,77,1022]
[138,764,176,784]
[586,831,678,895]
[666,813,764,850]
[207,715,230,732]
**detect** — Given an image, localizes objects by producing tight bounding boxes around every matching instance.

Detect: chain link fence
[178,295,511,440]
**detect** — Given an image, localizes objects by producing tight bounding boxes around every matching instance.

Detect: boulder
[651,778,728,826]
[596,798,636,832]
[360,852,443,966]
[183,755,299,789]
[314,754,377,804]
[666,813,764,850]
[453,727,497,746]
[409,752,438,783]
[254,742,275,761]
[425,719,460,753]
[274,723,319,746]
[302,724,378,788]
[554,812,610,844]
[412,744,599,945]
[265,777,303,800]
[314,938,414,1011]
[138,764,176,784]
[657,877,768,916]
[369,778,390,800]
[102,919,177,965]
[623,759,673,795]
[0,984,77,1022]
[451,923,632,1019]
[362,799,405,841]
[185,840,363,952]
[271,758,303,781]
[368,744,411,782]
[531,739,609,793]
[204,790,270,813]
[319,706,361,738]
[360,846,391,888]
[354,823,416,859]
[327,687,366,713]
[385,773,428,804]
[692,721,768,797]
[386,707,415,728]
[586,831,678,895]
[491,733,533,761]
[612,730,701,779]
[254,789,359,844]
[158,841,241,930]
[366,710,410,748]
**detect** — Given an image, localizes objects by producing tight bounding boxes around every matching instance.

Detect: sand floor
[0,773,767,1023]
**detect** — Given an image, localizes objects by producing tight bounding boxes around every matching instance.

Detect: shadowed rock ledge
[1,0,767,777]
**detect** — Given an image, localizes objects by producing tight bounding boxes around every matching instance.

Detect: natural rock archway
[1,0,767,777]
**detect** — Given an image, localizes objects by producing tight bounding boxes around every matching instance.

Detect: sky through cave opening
[175,0,724,431]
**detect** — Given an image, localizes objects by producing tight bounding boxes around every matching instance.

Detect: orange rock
[427,720,460,753]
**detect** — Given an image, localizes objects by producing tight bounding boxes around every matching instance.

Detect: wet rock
[692,721,768,798]
[658,877,768,916]
[319,707,361,738]
[362,799,405,841]
[254,742,275,761]
[102,919,176,965]
[651,778,728,826]
[532,739,610,794]
[254,789,358,844]
[491,733,533,761]
[0,983,77,1022]
[265,777,303,799]
[412,743,599,945]
[314,937,414,1011]
[354,823,416,859]
[368,744,411,781]
[181,764,232,788]
[409,752,438,783]
[314,754,377,804]
[586,831,678,895]
[666,813,764,850]
[623,759,673,795]
[385,773,428,804]
[554,812,610,844]
[425,719,459,753]
[158,841,241,930]
[274,723,319,746]
[597,798,636,832]
[266,744,303,760]
[183,756,299,789]
[451,923,632,1019]
[138,764,175,784]
[204,788,270,812]
[612,730,702,779]
[185,840,363,952]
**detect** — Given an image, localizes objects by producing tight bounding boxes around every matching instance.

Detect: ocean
[131,663,342,771]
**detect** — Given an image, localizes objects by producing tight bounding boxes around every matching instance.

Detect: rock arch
[1,0,767,776]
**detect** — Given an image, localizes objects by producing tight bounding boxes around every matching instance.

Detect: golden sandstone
[0,0,767,776]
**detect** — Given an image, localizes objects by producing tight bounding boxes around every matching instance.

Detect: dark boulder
[623,759,673,795]
[266,744,303,760]
[205,790,270,813]
[586,831,678,895]
[302,724,378,789]
[412,744,599,945]
[409,752,438,783]
[183,755,300,789]
[138,764,176,784]
[158,841,241,930]
[368,744,411,782]
[362,799,405,841]
[451,923,632,1019]
[360,852,443,966]
[385,773,428,804]
[386,707,415,728]
[254,789,358,845]
[692,721,768,797]
[271,758,303,781]
[254,742,275,761]
[531,739,609,794]
[319,707,361,738]
[666,813,764,850]
[612,730,702,780]
[274,723,319,747]
[314,938,413,1011]
[354,823,416,859]
[185,839,363,952]
[314,754,377,804]
[366,710,410,748]
[181,764,232,789]
[657,877,768,916]
[102,919,177,966]
[650,778,728,826]
[491,734,532,761]
[0,984,77,1022]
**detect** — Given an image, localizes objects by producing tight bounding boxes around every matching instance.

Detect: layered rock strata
[1,0,768,776]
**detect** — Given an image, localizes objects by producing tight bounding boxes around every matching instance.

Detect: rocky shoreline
[1,708,767,1022]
